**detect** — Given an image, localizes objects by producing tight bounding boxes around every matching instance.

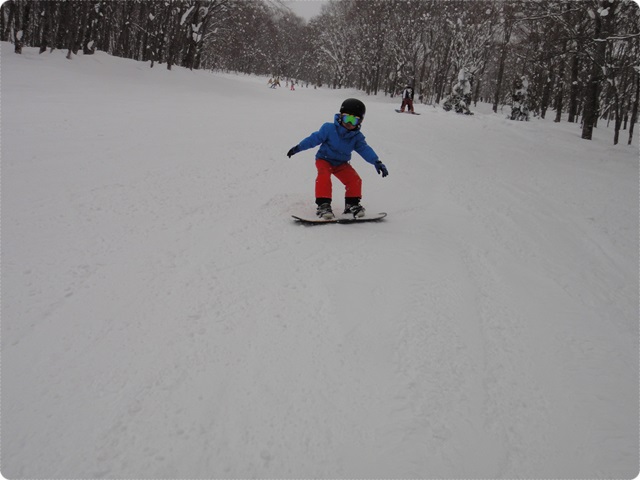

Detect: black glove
[375,160,388,177]
[287,145,300,158]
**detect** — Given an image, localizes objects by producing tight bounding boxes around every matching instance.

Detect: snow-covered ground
[2,43,638,478]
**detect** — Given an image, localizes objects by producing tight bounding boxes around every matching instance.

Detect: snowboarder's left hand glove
[287,145,300,158]
[375,160,388,177]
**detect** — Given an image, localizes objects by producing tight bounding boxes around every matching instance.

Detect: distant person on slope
[400,85,415,113]
[286,98,388,220]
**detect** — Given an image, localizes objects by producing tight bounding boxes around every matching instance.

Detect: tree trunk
[540,64,554,119]
[493,20,512,113]
[628,75,639,145]
[568,51,580,122]
[554,59,566,123]
[39,1,53,53]
[582,0,615,140]
[12,0,23,54]
[581,4,605,140]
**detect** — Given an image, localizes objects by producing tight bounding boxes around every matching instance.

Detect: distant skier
[400,85,415,113]
[286,98,388,220]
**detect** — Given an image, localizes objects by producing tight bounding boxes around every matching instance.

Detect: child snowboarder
[286,98,388,220]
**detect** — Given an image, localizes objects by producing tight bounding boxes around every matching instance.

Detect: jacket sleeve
[354,133,379,165]
[298,123,329,151]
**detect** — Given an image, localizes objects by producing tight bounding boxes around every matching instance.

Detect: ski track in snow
[2,44,638,478]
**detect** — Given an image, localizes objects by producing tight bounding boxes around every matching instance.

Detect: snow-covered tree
[510,75,530,120]
[443,68,474,114]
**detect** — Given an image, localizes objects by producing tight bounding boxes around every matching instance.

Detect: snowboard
[292,212,387,225]
[395,109,421,115]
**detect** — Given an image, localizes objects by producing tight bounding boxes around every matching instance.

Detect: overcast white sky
[282,0,327,21]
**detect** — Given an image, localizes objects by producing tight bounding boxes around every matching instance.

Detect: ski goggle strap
[341,113,362,126]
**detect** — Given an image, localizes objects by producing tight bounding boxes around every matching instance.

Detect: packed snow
[2,43,638,478]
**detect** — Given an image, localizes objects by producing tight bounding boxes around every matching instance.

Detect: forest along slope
[2,44,638,478]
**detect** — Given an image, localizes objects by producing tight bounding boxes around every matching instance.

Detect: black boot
[316,198,335,219]
[344,197,365,218]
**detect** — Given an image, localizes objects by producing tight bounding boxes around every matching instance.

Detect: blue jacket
[297,114,379,167]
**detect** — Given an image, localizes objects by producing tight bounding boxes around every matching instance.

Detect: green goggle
[341,114,362,126]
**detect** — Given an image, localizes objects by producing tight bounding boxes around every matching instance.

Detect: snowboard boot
[344,198,366,218]
[316,200,335,220]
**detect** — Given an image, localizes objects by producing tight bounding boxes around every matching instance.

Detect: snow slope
[2,43,638,478]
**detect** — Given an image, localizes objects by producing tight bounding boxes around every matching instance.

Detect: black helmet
[340,98,366,119]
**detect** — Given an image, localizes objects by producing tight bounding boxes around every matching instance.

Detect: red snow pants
[401,98,414,113]
[315,159,362,199]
